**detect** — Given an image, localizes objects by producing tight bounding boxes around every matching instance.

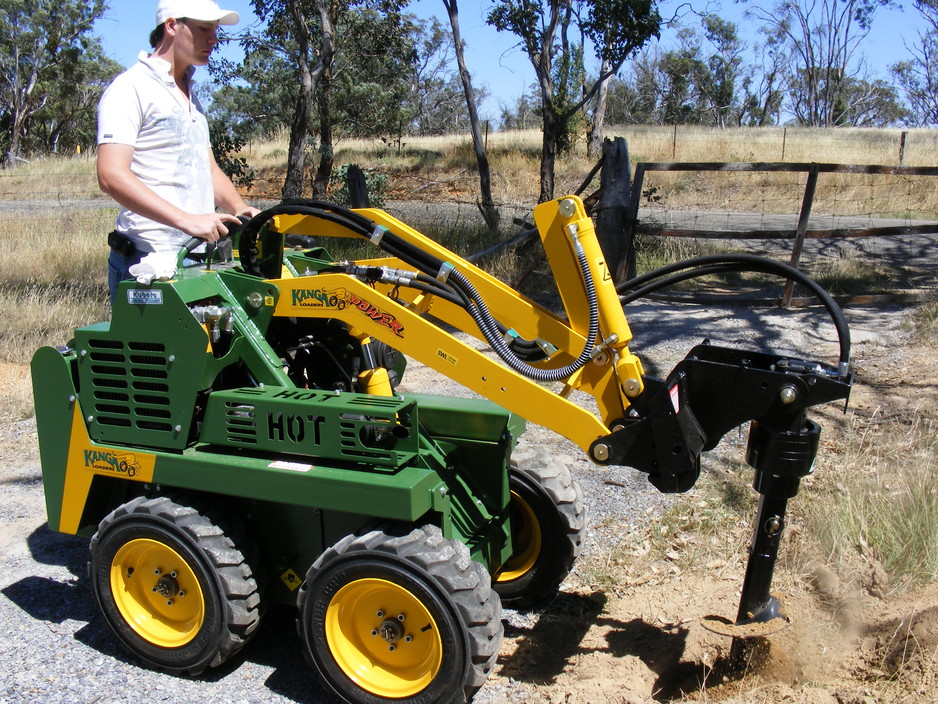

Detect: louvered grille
[85,338,174,434]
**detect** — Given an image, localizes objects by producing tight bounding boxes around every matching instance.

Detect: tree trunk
[282,0,313,199]
[587,56,611,159]
[539,110,557,203]
[312,67,334,199]
[443,0,499,231]
[281,0,334,200]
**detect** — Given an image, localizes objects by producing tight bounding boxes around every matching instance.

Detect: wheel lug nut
[371,630,378,637]
[404,635,413,643]
[154,568,162,575]
[376,610,384,618]
[151,586,158,592]
[177,590,185,597]
[397,613,405,621]
[167,600,173,606]
[170,571,177,578]
[388,645,396,652]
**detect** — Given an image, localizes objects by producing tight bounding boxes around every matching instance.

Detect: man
[97,0,259,301]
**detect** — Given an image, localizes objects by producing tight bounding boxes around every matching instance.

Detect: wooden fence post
[595,137,633,282]
[780,162,819,307]
[346,164,370,208]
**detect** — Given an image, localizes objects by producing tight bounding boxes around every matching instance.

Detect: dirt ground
[469,333,938,704]
[1,302,936,704]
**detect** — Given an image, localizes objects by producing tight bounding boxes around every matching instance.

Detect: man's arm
[97,143,240,241]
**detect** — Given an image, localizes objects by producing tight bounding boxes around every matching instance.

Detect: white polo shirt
[98,52,215,254]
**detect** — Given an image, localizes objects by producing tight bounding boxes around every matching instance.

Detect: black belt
[107,232,212,262]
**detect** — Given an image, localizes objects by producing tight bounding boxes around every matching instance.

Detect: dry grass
[241,126,938,219]
[617,125,938,165]
[6,126,938,221]
[0,208,111,419]
[906,299,938,343]
[810,414,938,592]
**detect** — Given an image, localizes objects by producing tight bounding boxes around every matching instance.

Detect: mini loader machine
[32,196,852,703]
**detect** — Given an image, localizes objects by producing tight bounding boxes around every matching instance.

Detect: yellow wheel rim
[110,538,205,648]
[496,490,541,583]
[325,577,443,698]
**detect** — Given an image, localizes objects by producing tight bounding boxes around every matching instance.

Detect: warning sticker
[280,568,302,591]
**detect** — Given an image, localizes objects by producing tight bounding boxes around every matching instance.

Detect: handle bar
[176,216,250,269]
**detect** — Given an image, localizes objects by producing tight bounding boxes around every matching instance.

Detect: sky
[93,0,927,121]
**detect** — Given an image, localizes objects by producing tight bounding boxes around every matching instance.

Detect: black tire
[493,444,586,608]
[298,525,502,704]
[89,495,263,675]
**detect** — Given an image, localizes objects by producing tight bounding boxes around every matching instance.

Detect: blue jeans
[108,248,145,304]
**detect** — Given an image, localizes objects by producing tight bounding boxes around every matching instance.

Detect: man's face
[172,18,220,66]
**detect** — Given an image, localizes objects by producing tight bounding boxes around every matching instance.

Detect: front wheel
[89,495,263,675]
[493,445,586,608]
[298,525,502,704]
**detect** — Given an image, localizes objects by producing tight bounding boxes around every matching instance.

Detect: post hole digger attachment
[32,195,851,703]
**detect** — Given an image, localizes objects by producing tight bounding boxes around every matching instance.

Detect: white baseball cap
[155,0,240,26]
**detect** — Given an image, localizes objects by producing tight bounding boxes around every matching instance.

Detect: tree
[497,89,541,130]
[310,6,414,197]
[208,52,298,142]
[0,0,109,165]
[744,0,894,127]
[27,41,121,155]
[610,47,666,124]
[443,0,498,229]
[488,0,660,203]
[269,0,334,199]
[402,17,479,136]
[657,28,707,124]
[892,0,938,125]
[700,14,744,127]
[239,1,415,199]
[586,51,612,157]
[738,24,787,126]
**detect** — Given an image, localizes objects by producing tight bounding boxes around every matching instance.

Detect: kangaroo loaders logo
[292,286,350,310]
[291,287,405,338]
[83,449,141,477]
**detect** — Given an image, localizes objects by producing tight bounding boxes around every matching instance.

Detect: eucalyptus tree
[238,0,416,198]
[891,0,938,125]
[0,0,110,164]
[744,0,894,127]
[443,0,498,229]
[488,0,661,202]
[248,0,335,198]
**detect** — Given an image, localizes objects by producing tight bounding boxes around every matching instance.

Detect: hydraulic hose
[616,253,851,376]
[448,246,600,383]
[241,200,599,382]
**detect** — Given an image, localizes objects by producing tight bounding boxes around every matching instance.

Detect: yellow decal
[280,568,302,591]
[436,349,459,366]
[264,295,275,307]
[60,404,157,534]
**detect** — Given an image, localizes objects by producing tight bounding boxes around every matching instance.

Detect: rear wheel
[298,525,502,704]
[494,445,586,608]
[89,495,263,675]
